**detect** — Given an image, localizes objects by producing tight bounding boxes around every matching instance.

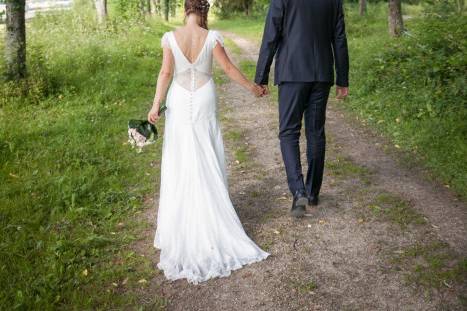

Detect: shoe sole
[291,197,307,218]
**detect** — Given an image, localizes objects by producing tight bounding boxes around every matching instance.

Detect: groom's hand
[258,84,269,96]
[336,86,349,100]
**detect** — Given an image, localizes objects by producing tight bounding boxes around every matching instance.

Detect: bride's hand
[249,83,265,97]
[148,104,160,124]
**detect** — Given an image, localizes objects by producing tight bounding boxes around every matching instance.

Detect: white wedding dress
[153,30,269,284]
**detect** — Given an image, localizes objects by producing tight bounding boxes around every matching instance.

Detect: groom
[255,0,349,217]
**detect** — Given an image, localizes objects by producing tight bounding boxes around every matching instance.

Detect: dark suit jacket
[255,0,349,87]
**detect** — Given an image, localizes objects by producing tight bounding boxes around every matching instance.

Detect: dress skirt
[154,79,270,284]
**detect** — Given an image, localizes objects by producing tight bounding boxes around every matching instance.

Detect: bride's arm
[148,47,174,124]
[213,44,264,97]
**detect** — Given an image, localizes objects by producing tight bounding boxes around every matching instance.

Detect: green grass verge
[392,241,467,291]
[0,10,170,309]
[344,4,466,199]
[211,16,265,42]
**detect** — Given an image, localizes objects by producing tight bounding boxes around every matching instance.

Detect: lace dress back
[161,30,223,92]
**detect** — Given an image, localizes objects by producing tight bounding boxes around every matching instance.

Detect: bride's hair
[184,0,210,29]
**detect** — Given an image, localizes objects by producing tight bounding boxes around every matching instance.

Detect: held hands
[249,83,269,97]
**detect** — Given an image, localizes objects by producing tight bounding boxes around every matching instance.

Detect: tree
[359,0,367,16]
[151,0,161,15]
[4,0,26,80]
[170,0,176,17]
[214,0,254,17]
[163,0,169,21]
[243,0,253,16]
[388,0,404,37]
[95,0,107,23]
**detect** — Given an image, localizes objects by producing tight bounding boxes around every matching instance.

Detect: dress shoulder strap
[210,30,224,49]
[161,31,171,49]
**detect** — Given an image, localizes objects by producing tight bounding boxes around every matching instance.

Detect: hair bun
[185,0,210,29]
[186,0,210,14]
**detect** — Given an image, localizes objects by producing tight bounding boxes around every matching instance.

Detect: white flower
[128,128,156,152]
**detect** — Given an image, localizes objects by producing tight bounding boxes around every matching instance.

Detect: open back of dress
[162,30,219,92]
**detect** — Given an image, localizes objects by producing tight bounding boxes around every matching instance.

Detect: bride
[147,0,269,284]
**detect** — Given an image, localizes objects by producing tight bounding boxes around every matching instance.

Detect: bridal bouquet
[127,103,167,152]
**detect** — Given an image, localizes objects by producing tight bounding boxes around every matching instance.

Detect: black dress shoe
[308,195,319,206]
[291,190,307,218]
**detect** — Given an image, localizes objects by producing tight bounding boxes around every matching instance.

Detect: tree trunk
[5,0,26,80]
[170,0,175,17]
[149,0,158,15]
[154,0,161,15]
[164,0,169,21]
[388,0,404,37]
[457,0,465,13]
[147,0,152,14]
[359,0,367,16]
[94,0,107,24]
[244,0,251,16]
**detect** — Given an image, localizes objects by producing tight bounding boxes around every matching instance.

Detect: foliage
[0,8,169,309]
[422,0,466,15]
[346,4,467,197]
[213,0,269,18]
[112,0,145,19]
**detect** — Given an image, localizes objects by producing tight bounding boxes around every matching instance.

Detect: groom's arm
[332,0,349,87]
[254,0,284,85]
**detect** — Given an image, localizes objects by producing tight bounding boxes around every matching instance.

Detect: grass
[225,129,243,141]
[392,241,467,291]
[325,155,372,185]
[224,37,243,56]
[0,9,170,309]
[239,59,256,80]
[292,279,318,294]
[234,146,249,164]
[211,15,265,41]
[224,127,250,167]
[367,192,426,229]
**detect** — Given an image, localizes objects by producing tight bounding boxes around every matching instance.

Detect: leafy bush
[369,16,466,118]
[347,11,467,197]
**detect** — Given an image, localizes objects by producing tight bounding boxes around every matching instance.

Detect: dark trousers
[278,82,331,197]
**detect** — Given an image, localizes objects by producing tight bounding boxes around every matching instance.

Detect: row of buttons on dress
[189,67,195,121]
